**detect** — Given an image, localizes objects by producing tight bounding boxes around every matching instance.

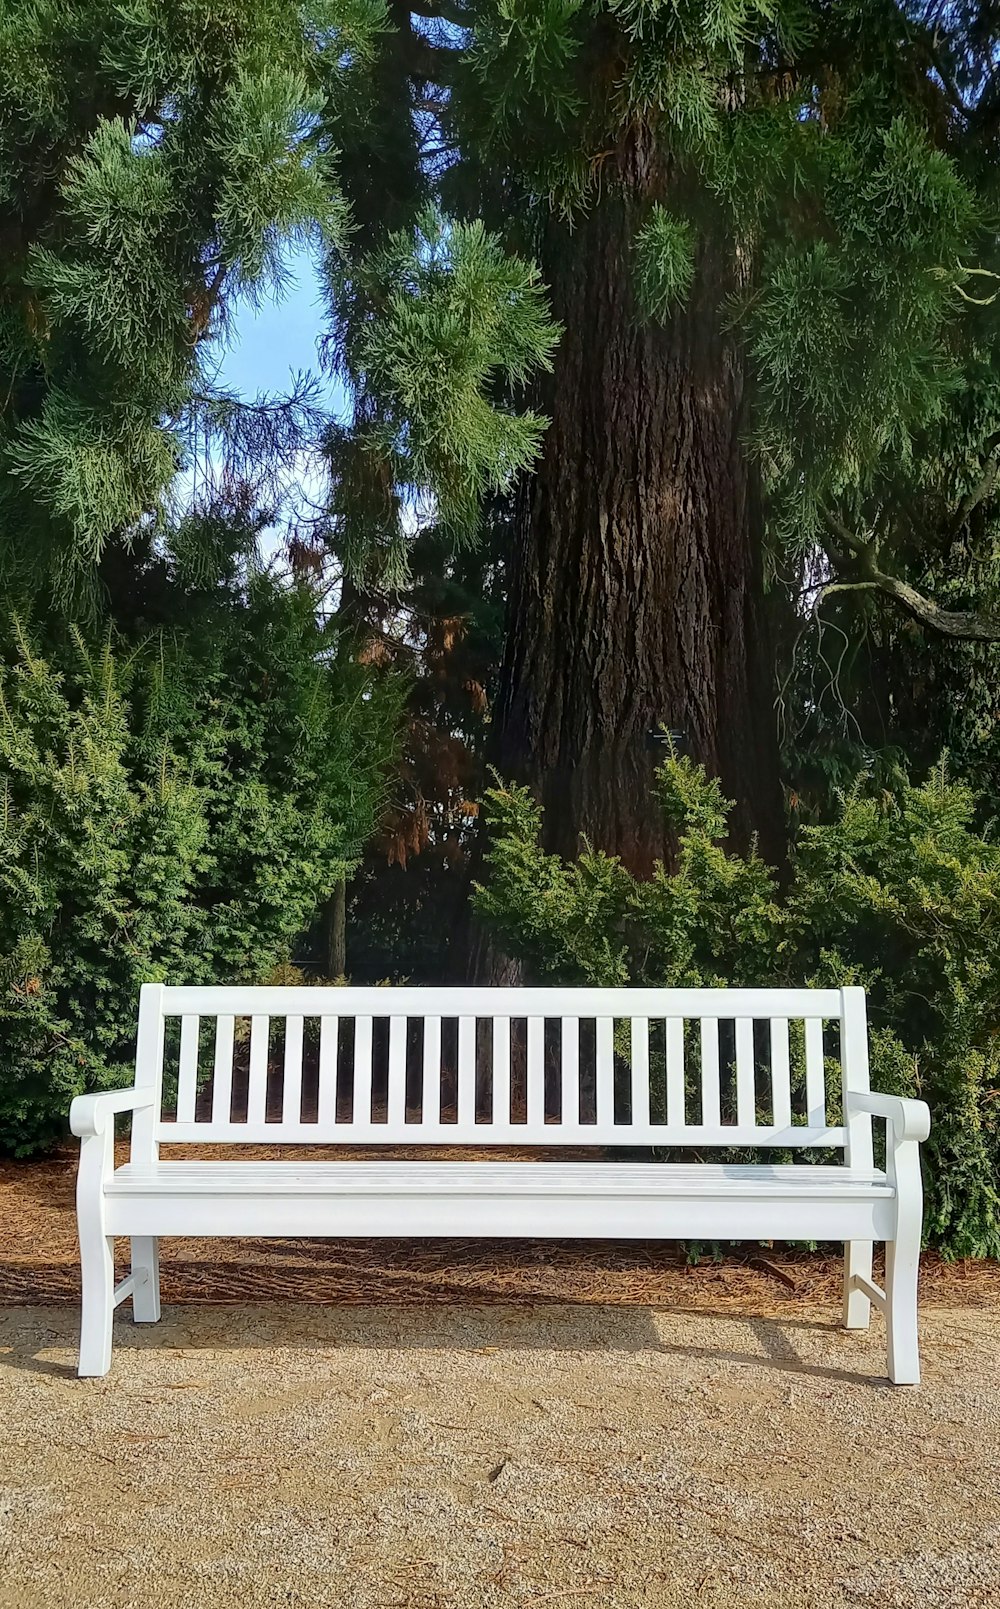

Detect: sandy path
[2,1300,998,1609]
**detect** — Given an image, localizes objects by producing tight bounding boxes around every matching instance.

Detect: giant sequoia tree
[330,1,1000,875]
[6,2,1000,948]
[12,3,996,879]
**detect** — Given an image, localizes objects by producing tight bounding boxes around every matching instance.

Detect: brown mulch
[3,1142,999,1316]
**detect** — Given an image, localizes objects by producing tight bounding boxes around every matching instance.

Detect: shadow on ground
[0,1299,890,1391]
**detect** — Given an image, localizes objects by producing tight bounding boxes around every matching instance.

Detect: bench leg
[842,1240,873,1330]
[885,1230,921,1386]
[78,1230,115,1378]
[131,1237,161,1323]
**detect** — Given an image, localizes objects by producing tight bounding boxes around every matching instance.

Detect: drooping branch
[820,510,1000,642]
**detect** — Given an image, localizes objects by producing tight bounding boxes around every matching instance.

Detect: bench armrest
[847,1091,930,1144]
[70,1088,155,1138]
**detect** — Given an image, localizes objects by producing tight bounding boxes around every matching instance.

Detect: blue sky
[183,245,345,545]
[209,244,338,405]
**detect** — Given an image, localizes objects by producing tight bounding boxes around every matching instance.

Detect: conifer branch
[821,510,1000,642]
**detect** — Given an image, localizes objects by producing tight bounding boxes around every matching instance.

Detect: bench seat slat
[108,1160,893,1197]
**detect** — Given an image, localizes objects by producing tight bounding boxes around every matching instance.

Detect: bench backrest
[129,984,875,1170]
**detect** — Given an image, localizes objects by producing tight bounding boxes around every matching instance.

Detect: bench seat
[102,1161,897,1242]
[107,1160,894,1198]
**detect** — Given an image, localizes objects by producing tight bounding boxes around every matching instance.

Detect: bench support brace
[848,1273,886,1313]
[112,1273,136,1309]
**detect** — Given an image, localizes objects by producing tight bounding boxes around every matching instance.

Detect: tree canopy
[2,2,1000,1251]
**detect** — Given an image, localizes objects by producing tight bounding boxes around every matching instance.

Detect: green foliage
[461,0,815,203]
[0,552,402,1155]
[209,68,348,296]
[328,207,561,577]
[0,0,383,601]
[475,754,1000,1258]
[633,206,696,321]
[334,2,1000,632]
[735,113,986,553]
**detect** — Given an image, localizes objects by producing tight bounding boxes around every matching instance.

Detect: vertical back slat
[176,1014,200,1125]
[282,1016,304,1125]
[595,1017,615,1133]
[423,1016,442,1125]
[457,1016,476,1128]
[131,982,165,1164]
[492,1017,511,1124]
[805,1017,827,1127]
[840,987,874,1170]
[700,1018,721,1126]
[665,1018,685,1127]
[247,1014,270,1125]
[769,1017,792,1129]
[354,1016,373,1126]
[561,1018,580,1127]
[386,1015,408,1132]
[629,1018,649,1128]
[317,1015,339,1128]
[211,1015,235,1127]
[735,1017,756,1129]
[526,1016,545,1130]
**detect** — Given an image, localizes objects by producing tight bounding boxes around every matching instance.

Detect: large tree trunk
[494,134,784,878]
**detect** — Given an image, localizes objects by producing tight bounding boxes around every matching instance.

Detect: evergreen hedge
[476,754,1000,1259]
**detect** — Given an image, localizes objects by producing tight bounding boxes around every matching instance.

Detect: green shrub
[475,756,1000,1258]
[0,577,402,1155]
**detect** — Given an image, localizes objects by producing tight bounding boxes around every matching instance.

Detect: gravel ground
[1,1298,999,1609]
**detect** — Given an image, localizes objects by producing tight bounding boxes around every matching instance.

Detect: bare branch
[849,572,1000,641]
[950,429,1000,536]
[820,510,1000,642]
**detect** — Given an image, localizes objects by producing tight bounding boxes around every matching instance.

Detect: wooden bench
[70,983,930,1382]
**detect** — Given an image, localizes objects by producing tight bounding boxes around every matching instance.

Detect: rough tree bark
[322,877,347,979]
[494,131,784,877]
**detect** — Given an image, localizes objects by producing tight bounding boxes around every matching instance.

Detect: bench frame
[70,983,930,1383]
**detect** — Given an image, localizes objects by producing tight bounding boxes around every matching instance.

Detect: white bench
[70,983,930,1382]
